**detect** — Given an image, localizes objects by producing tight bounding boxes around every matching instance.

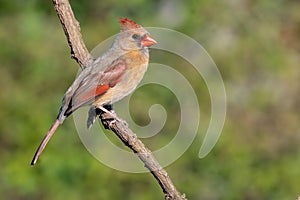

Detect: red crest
[119,18,141,30]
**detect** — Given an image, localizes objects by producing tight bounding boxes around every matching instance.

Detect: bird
[31,18,157,165]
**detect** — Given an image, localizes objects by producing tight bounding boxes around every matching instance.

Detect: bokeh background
[1,0,300,199]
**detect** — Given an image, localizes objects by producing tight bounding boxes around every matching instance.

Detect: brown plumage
[31,18,156,165]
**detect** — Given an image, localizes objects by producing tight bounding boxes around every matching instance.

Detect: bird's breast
[109,62,148,103]
[124,49,149,70]
[93,50,149,106]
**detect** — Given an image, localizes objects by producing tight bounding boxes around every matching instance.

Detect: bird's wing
[63,59,127,116]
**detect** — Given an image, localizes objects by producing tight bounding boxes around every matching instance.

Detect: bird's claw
[98,106,128,128]
[107,117,128,128]
[98,106,116,118]
[108,119,117,127]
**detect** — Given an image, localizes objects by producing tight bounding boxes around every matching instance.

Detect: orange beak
[141,34,157,47]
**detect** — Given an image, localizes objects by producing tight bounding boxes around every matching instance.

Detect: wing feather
[64,59,126,116]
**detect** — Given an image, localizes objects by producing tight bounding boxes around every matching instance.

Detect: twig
[51,0,186,199]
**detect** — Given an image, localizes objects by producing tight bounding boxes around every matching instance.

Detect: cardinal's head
[113,18,157,51]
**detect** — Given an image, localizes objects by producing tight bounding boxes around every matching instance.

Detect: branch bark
[53,0,94,69]
[52,0,187,199]
[100,113,186,200]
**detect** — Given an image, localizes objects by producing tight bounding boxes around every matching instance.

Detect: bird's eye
[132,34,139,40]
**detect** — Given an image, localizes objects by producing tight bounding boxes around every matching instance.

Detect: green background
[1,0,300,199]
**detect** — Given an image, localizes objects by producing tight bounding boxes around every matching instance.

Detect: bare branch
[51,0,187,199]
[52,0,94,69]
[100,113,187,200]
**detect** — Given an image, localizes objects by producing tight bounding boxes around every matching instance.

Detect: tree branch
[52,0,186,199]
[52,0,94,69]
[100,113,186,200]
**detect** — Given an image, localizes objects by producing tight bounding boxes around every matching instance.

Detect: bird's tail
[31,119,61,165]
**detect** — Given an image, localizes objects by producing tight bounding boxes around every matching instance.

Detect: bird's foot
[108,119,117,127]
[107,118,128,128]
[99,106,116,119]
[98,105,128,128]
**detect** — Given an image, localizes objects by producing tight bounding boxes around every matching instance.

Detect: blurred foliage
[1,0,300,199]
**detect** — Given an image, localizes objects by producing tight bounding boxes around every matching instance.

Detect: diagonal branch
[53,0,94,69]
[52,0,187,199]
[100,113,186,200]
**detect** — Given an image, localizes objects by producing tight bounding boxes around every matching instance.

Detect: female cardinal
[31,18,157,165]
